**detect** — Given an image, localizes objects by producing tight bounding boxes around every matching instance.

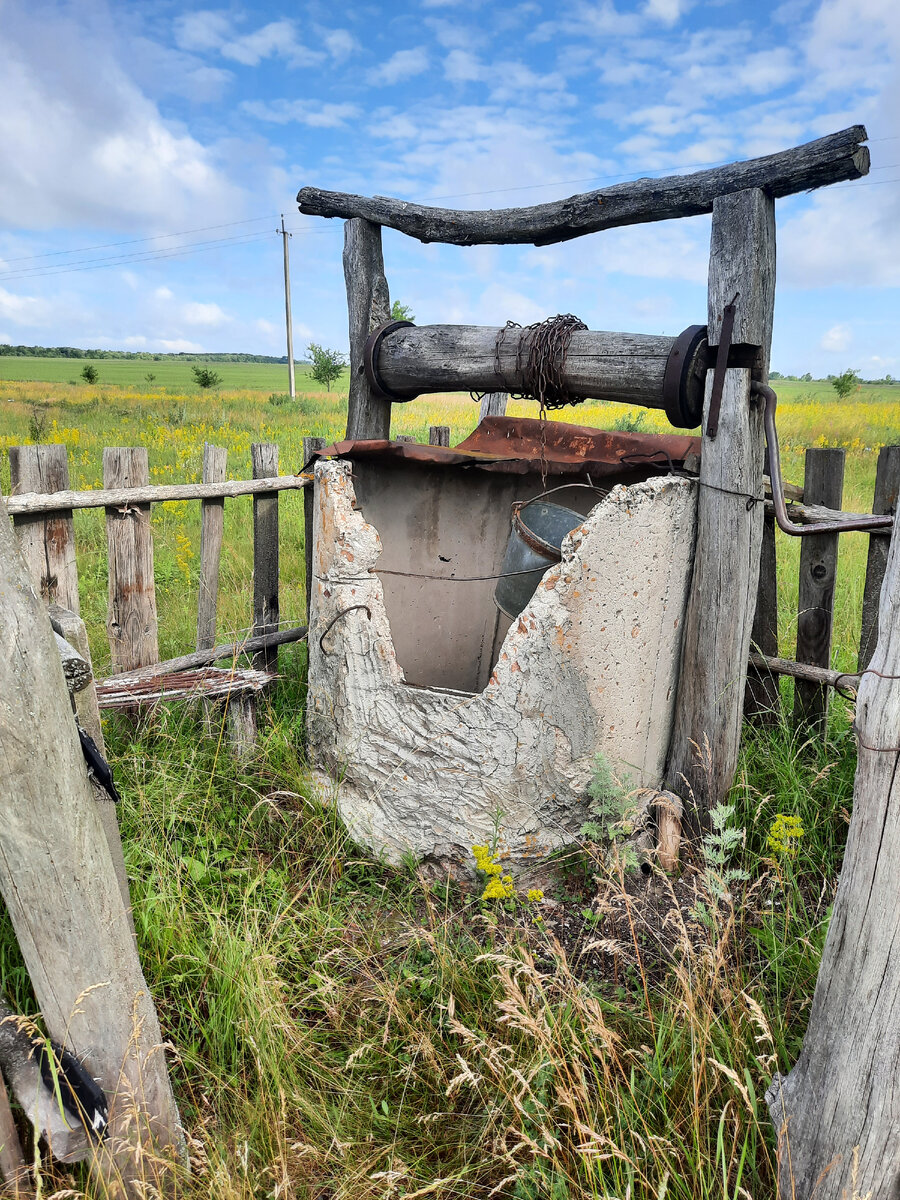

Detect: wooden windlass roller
[364,320,718,428]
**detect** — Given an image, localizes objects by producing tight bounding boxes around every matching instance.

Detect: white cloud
[154,286,174,300]
[158,338,207,353]
[242,100,361,128]
[368,48,431,85]
[444,49,484,82]
[820,323,852,352]
[173,10,232,52]
[0,11,245,231]
[182,302,228,327]
[221,20,320,67]
[0,286,49,325]
[322,29,359,61]
[644,0,685,25]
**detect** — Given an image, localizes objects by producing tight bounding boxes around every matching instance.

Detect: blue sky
[1,0,898,376]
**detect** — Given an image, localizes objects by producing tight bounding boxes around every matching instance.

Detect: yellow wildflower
[767,813,805,858]
[527,888,544,903]
[481,876,515,901]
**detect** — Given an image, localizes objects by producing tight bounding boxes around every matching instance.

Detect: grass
[0,369,896,1196]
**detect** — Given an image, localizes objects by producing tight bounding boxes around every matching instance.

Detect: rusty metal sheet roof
[313,415,700,478]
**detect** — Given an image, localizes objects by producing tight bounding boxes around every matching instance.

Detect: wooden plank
[794,447,845,733]
[664,188,776,834]
[768,520,900,1199]
[8,444,80,612]
[344,218,392,440]
[303,437,327,626]
[107,625,308,681]
[4,473,308,517]
[0,495,184,1192]
[858,444,900,671]
[480,392,508,421]
[252,443,279,674]
[298,126,868,246]
[744,512,780,720]
[374,325,699,410]
[749,651,857,692]
[428,425,450,447]
[104,448,159,673]
[196,444,227,651]
[50,605,134,937]
[0,1075,31,1198]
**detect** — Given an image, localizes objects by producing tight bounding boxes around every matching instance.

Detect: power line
[1,216,279,264]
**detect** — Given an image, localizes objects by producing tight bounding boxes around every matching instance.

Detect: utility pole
[280,215,295,398]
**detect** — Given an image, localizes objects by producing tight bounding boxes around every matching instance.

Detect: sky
[0,0,898,377]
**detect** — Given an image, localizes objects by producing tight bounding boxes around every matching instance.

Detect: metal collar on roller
[363,319,422,402]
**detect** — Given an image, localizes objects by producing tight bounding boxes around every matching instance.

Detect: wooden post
[858,444,900,672]
[0,496,184,1194]
[8,444,80,613]
[196,444,227,652]
[104,448,159,673]
[303,436,327,625]
[768,519,900,1199]
[251,443,279,674]
[50,605,134,935]
[344,218,392,440]
[428,425,450,447]
[396,434,415,444]
[664,188,776,834]
[794,447,845,733]
[744,512,780,720]
[0,1077,30,1197]
[480,392,508,421]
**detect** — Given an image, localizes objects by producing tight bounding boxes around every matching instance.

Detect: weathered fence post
[344,217,392,440]
[303,436,327,626]
[428,425,450,447]
[794,447,845,733]
[0,495,184,1194]
[768,518,900,1199]
[196,443,227,652]
[858,444,900,671]
[664,188,776,834]
[251,443,279,674]
[479,392,508,421]
[104,448,159,673]
[9,444,80,613]
[745,511,780,720]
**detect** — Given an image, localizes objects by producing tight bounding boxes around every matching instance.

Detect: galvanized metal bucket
[494,498,584,619]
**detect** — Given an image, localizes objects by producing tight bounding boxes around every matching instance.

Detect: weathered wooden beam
[794,448,845,733]
[749,651,857,692]
[428,425,450,447]
[104,447,159,673]
[859,445,900,671]
[298,127,868,247]
[373,325,702,412]
[0,495,184,1191]
[0,1076,30,1198]
[303,436,327,625]
[54,629,92,693]
[108,625,308,682]
[480,392,508,421]
[664,187,776,833]
[768,519,900,1199]
[252,444,279,675]
[3,473,308,517]
[9,444,80,612]
[196,443,227,652]
[50,604,135,936]
[344,218,392,439]
[745,512,780,720]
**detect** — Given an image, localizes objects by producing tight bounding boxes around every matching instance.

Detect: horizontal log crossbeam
[4,474,310,517]
[298,127,868,247]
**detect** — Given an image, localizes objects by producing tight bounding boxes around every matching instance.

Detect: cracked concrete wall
[307,459,698,871]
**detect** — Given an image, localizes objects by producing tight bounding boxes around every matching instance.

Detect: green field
[0,353,348,392]
[0,372,898,1196]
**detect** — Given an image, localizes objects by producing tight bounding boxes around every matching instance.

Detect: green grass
[0,374,895,1196]
[0,354,350,392]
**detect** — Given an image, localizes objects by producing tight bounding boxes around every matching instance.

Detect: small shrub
[390,300,415,322]
[267,393,292,408]
[145,372,156,384]
[611,409,647,433]
[81,364,99,384]
[831,368,859,399]
[192,365,223,390]
[305,344,347,392]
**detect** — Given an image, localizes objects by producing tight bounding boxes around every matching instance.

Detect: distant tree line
[770,369,896,385]
[0,345,293,363]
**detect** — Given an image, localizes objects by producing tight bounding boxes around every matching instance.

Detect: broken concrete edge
[306,460,697,876]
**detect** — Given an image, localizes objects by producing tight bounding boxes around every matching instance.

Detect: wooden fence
[5,430,898,747]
